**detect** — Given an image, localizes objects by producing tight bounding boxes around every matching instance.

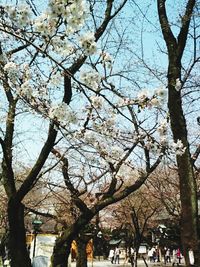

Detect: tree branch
[157,0,177,53]
[177,0,196,59]
[68,0,127,75]
[16,123,58,202]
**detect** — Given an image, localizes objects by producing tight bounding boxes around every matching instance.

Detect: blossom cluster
[80,71,101,91]
[49,103,77,126]
[79,32,97,55]
[145,136,186,156]
[117,87,168,110]
[3,61,33,97]
[171,139,186,155]
[101,52,112,68]
[3,61,19,83]
[83,129,124,163]
[4,0,98,57]
[90,95,104,109]
[77,115,186,168]
[19,81,33,99]
[5,5,32,28]
[3,61,49,105]
[137,87,167,108]
[175,78,182,91]
[50,37,74,56]
[48,0,87,31]
[157,119,168,147]
[4,0,88,33]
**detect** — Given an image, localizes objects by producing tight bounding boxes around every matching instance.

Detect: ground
[71,259,186,267]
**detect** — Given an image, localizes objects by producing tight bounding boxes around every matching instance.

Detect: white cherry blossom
[175,78,182,91]
[3,62,19,82]
[171,139,186,155]
[79,32,97,55]
[137,90,149,104]
[101,52,113,68]
[157,119,168,136]
[90,95,104,109]
[49,103,77,125]
[19,81,33,99]
[80,71,101,91]
[154,87,168,98]
[160,136,168,146]
[84,131,98,144]
[110,145,124,159]
[149,97,160,107]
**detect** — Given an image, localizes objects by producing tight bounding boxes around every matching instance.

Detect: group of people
[108,247,121,264]
[164,247,182,266]
[147,246,182,265]
[147,246,196,266]
[108,245,196,266]
[147,246,160,263]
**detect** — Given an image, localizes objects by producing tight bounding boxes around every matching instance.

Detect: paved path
[0,259,186,267]
[71,259,185,267]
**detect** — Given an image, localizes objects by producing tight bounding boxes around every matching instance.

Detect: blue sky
[0,0,199,166]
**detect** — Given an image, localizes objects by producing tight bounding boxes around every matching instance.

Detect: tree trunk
[157,1,200,265]
[75,236,88,267]
[51,210,95,267]
[166,60,200,267]
[168,74,200,267]
[51,233,72,267]
[7,199,31,267]
[177,154,199,267]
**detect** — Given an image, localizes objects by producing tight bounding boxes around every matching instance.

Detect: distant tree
[147,167,181,220]
[111,188,162,267]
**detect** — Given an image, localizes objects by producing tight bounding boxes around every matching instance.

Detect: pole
[91,239,93,267]
[33,231,37,258]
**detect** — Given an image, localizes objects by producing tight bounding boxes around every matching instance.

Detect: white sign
[138,245,147,254]
[30,234,57,266]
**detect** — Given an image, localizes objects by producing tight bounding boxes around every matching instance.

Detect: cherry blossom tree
[0,1,132,266]
[157,0,200,266]
[0,1,199,267]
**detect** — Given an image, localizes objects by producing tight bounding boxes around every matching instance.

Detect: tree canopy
[0,1,199,266]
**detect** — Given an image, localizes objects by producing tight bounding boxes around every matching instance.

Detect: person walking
[114,247,120,264]
[172,249,179,266]
[165,248,171,263]
[148,248,153,262]
[108,248,115,264]
[176,248,181,264]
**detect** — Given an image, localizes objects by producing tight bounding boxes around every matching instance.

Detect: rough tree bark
[7,201,31,267]
[51,213,94,267]
[157,1,200,266]
[75,233,91,267]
